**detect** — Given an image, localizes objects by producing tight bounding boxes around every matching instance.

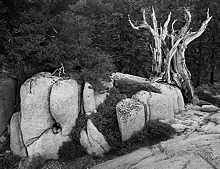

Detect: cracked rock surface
[17,72,79,160]
[92,104,220,169]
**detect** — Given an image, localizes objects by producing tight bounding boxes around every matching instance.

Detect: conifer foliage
[0,0,115,90]
[0,0,220,88]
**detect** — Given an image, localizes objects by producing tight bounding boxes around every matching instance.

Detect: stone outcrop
[7,71,218,169]
[92,104,220,169]
[80,119,110,157]
[8,71,220,169]
[20,72,60,146]
[205,112,220,124]
[27,130,70,159]
[116,98,145,141]
[152,83,185,113]
[10,112,27,157]
[17,72,80,160]
[199,104,220,112]
[92,134,220,169]
[112,72,161,93]
[50,79,81,136]
[0,76,17,135]
[132,91,174,120]
[39,103,220,169]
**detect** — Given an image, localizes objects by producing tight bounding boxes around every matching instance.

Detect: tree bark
[129,8,212,103]
[111,73,161,93]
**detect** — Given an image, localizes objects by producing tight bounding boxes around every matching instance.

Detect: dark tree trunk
[209,49,215,84]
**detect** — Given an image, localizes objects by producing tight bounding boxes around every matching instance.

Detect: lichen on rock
[116,98,145,141]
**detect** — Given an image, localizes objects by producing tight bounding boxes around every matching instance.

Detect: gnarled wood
[129,8,212,103]
[172,9,212,102]
[111,72,161,93]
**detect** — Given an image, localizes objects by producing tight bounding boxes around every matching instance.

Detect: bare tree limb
[128,13,156,36]
[185,9,212,45]
[165,37,183,83]
[171,19,177,46]
[179,8,192,37]
[151,7,159,34]
[161,12,171,41]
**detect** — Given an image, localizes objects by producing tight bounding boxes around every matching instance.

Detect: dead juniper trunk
[129,8,212,103]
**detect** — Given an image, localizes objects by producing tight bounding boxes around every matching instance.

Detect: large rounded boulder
[132,91,174,120]
[20,72,60,146]
[50,79,81,136]
[152,83,185,114]
[18,72,81,159]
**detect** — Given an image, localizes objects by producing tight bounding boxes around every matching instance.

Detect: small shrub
[91,88,127,148]
[58,88,176,162]
[107,120,176,157]
[114,80,161,98]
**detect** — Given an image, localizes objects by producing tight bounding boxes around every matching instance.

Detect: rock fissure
[25,127,52,148]
[7,72,220,169]
[48,78,63,127]
[17,112,28,157]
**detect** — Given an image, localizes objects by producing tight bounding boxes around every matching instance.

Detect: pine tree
[1,0,116,91]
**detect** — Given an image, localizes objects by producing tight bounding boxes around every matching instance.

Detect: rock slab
[116,98,145,141]
[92,134,220,169]
[132,91,174,120]
[80,119,110,157]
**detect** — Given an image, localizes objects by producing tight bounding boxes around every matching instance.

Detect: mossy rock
[58,88,176,161]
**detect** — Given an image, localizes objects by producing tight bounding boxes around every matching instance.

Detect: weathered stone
[205,113,220,124]
[196,99,212,106]
[200,122,220,134]
[171,123,187,133]
[200,105,220,112]
[111,72,148,83]
[132,91,174,120]
[92,134,220,169]
[10,112,27,157]
[50,79,81,136]
[116,98,145,141]
[27,129,70,160]
[200,122,216,132]
[185,104,202,111]
[80,119,110,157]
[152,83,185,113]
[0,77,16,135]
[20,72,60,146]
[83,82,97,115]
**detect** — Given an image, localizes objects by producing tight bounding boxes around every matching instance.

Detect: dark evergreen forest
[0,0,220,88]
